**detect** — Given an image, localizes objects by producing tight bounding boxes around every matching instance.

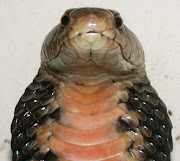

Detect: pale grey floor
[0,0,179,160]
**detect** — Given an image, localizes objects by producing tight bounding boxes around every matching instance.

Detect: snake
[11,8,173,161]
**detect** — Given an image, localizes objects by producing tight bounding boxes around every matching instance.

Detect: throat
[67,73,112,86]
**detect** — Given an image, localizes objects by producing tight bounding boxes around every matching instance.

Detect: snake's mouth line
[86,31,98,34]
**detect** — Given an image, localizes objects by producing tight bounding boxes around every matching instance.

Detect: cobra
[11,8,173,161]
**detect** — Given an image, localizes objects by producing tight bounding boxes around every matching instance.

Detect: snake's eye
[115,15,123,30]
[61,14,69,27]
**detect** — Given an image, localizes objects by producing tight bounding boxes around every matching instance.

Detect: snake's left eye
[61,14,69,27]
[115,15,123,30]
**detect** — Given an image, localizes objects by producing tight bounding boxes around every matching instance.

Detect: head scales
[41,8,145,77]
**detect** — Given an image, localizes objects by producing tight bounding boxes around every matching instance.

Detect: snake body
[11,8,173,161]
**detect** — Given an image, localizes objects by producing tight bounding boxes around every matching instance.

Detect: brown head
[41,8,145,77]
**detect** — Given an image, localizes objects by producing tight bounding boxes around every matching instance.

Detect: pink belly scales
[42,79,141,161]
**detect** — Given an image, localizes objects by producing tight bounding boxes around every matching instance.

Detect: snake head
[41,8,145,76]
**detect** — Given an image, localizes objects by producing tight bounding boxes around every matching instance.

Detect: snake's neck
[40,65,146,86]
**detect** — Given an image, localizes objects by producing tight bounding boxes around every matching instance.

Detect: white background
[0,0,179,160]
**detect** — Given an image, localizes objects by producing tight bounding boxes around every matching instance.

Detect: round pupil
[116,17,122,27]
[61,15,69,26]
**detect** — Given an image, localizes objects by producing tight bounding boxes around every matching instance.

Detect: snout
[69,9,114,51]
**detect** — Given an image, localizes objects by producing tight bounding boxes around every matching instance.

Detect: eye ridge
[61,15,69,27]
